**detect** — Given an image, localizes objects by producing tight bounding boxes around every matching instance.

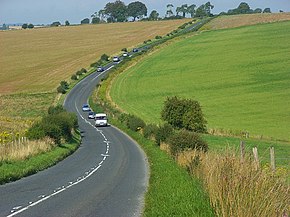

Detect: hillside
[110,21,290,141]
[0,20,188,94]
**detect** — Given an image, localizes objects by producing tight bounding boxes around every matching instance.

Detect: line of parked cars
[82,104,108,127]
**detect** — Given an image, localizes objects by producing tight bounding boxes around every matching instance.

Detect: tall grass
[0,137,55,162]
[184,149,290,217]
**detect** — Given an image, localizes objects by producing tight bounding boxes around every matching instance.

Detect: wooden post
[240,141,245,162]
[270,146,275,172]
[252,147,259,170]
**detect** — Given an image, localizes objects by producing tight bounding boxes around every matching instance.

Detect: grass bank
[0,132,80,185]
[110,21,290,141]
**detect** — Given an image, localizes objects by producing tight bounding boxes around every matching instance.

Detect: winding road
[0,62,149,217]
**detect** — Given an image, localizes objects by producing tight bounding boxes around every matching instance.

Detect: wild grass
[110,21,290,141]
[0,20,188,94]
[0,137,55,162]
[185,149,289,217]
[0,132,80,184]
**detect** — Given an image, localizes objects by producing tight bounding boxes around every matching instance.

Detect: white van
[95,113,108,127]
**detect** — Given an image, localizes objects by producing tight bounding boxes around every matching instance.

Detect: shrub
[76,70,83,76]
[143,124,158,139]
[80,68,87,74]
[48,105,65,115]
[155,123,173,146]
[155,35,162,39]
[121,48,128,52]
[126,114,146,131]
[167,130,208,157]
[57,85,66,94]
[101,54,109,61]
[161,96,207,133]
[60,81,69,89]
[71,74,78,80]
[26,122,46,140]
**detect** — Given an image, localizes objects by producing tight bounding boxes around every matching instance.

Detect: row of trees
[166,2,214,18]
[223,2,271,15]
[22,23,34,29]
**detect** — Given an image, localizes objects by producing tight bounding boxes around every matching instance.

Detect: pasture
[0,20,188,94]
[110,21,290,141]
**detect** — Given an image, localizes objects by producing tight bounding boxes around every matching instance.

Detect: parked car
[132,48,138,52]
[95,113,108,127]
[123,52,129,57]
[88,111,95,119]
[82,104,91,112]
[97,66,104,72]
[113,56,120,62]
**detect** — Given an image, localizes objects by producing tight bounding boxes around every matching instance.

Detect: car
[97,66,104,72]
[132,48,138,52]
[113,56,120,62]
[95,113,108,127]
[88,111,95,119]
[82,104,91,112]
[123,52,129,57]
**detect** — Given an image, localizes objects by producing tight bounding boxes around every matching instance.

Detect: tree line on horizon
[18,1,274,29]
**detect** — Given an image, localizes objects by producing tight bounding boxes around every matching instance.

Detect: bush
[71,74,78,80]
[121,48,128,52]
[155,35,162,39]
[80,68,87,74]
[143,124,158,139]
[60,81,69,89]
[155,123,173,146]
[57,85,66,94]
[76,70,83,76]
[127,114,146,131]
[101,54,109,61]
[161,96,207,133]
[27,106,78,145]
[167,130,208,157]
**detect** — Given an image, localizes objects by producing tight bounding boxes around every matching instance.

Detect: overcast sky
[1,0,290,25]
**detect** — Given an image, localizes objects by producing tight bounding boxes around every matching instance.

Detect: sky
[1,0,290,25]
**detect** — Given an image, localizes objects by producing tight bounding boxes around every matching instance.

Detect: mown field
[203,12,290,30]
[0,20,188,94]
[110,20,290,142]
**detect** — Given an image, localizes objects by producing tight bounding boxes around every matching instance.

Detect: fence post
[240,141,245,162]
[252,147,259,170]
[270,146,275,172]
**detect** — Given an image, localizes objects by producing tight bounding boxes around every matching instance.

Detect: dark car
[97,66,104,72]
[88,111,95,119]
[132,48,139,52]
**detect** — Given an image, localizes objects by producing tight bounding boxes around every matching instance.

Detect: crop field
[0,20,188,94]
[203,12,290,30]
[110,21,290,141]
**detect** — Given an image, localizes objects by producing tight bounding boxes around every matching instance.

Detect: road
[0,63,149,217]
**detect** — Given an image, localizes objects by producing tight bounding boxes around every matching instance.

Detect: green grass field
[110,21,290,141]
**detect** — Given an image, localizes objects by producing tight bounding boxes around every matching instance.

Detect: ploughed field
[110,21,290,141]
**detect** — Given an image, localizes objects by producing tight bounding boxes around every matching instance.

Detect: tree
[254,8,262,13]
[176,7,182,16]
[195,4,207,17]
[51,21,61,27]
[180,4,188,17]
[187,4,196,17]
[81,18,90,24]
[237,2,251,14]
[166,4,174,18]
[263,8,271,13]
[205,2,214,16]
[127,1,147,21]
[22,23,28,29]
[149,10,159,21]
[161,96,207,133]
[92,17,101,24]
[28,23,34,29]
[98,9,107,22]
[105,0,128,22]
[65,20,70,26]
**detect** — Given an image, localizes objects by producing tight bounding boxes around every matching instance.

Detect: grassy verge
[0,131,80,185]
